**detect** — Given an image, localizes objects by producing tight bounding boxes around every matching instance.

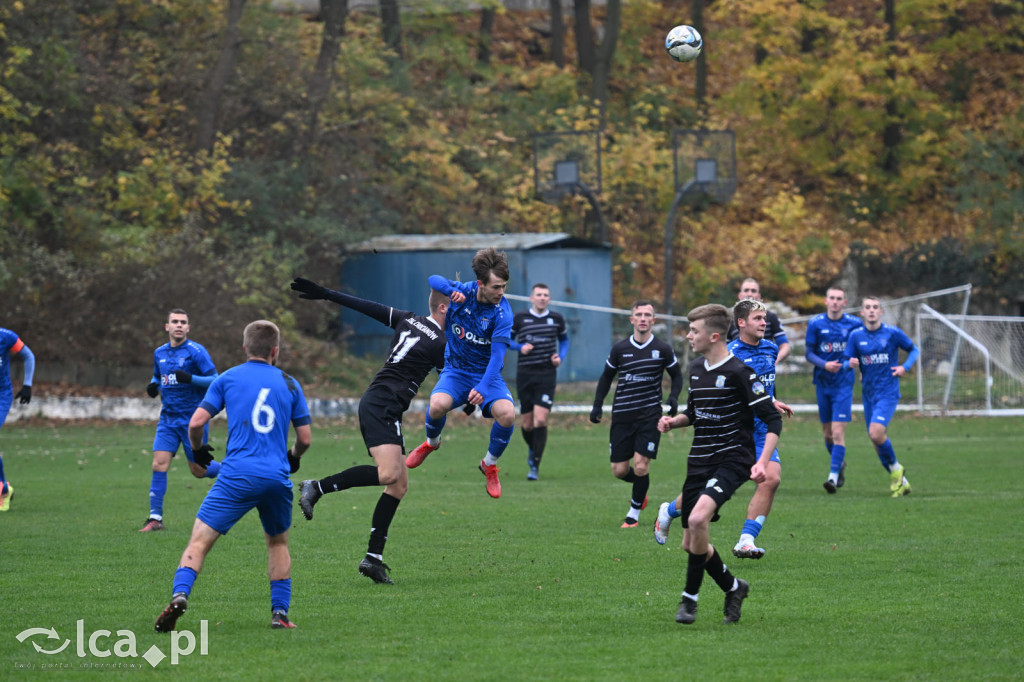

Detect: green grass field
[2,415,1023,680]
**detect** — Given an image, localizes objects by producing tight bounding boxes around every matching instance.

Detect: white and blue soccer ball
[665,25,703,63]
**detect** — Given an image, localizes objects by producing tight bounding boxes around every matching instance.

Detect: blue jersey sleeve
[428,275,456,297]
[15,343,35,385]
[199,375,225,417]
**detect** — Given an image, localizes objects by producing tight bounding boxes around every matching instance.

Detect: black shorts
[358,385,406,453]
[678,460,751,528]
[609,419,662,463]
[517,371,556,413]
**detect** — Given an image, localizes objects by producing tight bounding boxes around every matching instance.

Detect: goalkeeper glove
[15,385,32,405]
[193,444,215,468]
[666,397,678,417]
[173,370,192,384]
[287,448,301,474]
[589,405,602,424]
[290,277,328,300]
[146,382,160,398]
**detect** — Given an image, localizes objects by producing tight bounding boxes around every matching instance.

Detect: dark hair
[472,247,509,283]
[167,308,188,322]
[531,283,550,293]
[631,299,654,312]
[732,298,767,323]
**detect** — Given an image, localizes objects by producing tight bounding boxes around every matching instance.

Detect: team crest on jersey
[480,317,491,331]
[652,350,661,359]
[715,375,725,388]
[546,318,554,325]
[752,381,766,395]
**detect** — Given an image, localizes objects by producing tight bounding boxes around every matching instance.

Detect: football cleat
[479,460,501,498]
[298,479,322,521]
[621,517,639,528]
[837,460,847,488]
[892,476,911,498]
[732,539,765,560]
[527,465,539,481]
[823,478,837,494]
[154,593,188,632]
[406,441,438,469]
[676,596,698,625]
[271,610,297,629]
[723,579,750,624]
[654,502,673,545]
[358,557,395,585]
[889,464,905,492]
[139,517,166,532]
[0,483,12,512]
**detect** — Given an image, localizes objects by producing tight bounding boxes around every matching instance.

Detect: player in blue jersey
[140,309,220,532]
[0,327,36,512]
[845,296,919,497]
[406,247,516,499]
[291,277,448,584]
[804,287,863,493]
[155,320,312,632]
[727,278,791,363]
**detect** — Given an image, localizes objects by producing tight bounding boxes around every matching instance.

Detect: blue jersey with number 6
[199,360,311,481]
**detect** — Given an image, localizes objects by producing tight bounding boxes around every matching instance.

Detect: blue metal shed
[339,233,613,381]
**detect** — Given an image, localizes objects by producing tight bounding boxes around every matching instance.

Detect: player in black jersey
[590,301,683,528]
[289,277,448,585]
[657,304,783,625]
[509,284,569,481]
[726,278,791,363]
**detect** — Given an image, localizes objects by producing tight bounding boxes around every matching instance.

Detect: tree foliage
[1,0,1022,374]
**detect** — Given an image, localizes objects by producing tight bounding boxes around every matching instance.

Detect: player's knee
[687,510,711,530]
[634,462,650,476]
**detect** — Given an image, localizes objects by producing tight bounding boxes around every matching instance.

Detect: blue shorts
[816,384,854,424]
[153,419,208,463]
[754,431,781,465]
[863,396,898,428]
[197,474,293,537]
[432,367,514,417]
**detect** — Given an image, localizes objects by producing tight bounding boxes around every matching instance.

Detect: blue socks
[172,566,198,597]
[667,499,682,519]
[488,422,515,458]
[741,515,766,539]
[270,579,291,614]
[875,438,897,470]
[830,445,846,475]
[149,471,168,518]
[425,413,447,441]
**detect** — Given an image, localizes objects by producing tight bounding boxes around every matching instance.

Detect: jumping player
[291,277,447,584]
[405,247,516,499]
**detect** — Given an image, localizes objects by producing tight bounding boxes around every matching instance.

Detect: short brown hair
[428,289,448,314]
[472,247,509,283]
[243,320,280,360]
[167,308,188,322]
[687,303,730,336]
[733,298,767,323]
[631,299,654,312]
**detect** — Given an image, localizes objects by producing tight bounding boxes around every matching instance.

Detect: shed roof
[346,232,607,253]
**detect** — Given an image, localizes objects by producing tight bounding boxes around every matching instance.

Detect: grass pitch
[2,415,1022,679]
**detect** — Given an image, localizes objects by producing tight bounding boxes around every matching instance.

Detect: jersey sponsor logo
[695,408,722,421]
[819,341,846,353]
[861,353,889,365]
[622,353,634,358]
[622,373,659,383]
[752,381,766,395]
[715,375,725,388]
[452,324,491,346]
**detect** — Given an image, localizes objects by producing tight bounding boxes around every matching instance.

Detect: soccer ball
[665,25,703,63]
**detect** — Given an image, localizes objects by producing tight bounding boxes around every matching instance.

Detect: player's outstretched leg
[154,593,188,633]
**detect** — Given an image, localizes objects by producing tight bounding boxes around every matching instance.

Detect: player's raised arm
[291,277,395,327]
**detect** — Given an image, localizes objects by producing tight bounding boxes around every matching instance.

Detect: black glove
[589,405,602,424]
[666,397,678,417]
[173,370,192,384]
[462,403,477,416]
[291,277,329,300]
[287,448,301,474]
[146,382,160,398]
[193,444,215,468]
[15,385,31,405]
